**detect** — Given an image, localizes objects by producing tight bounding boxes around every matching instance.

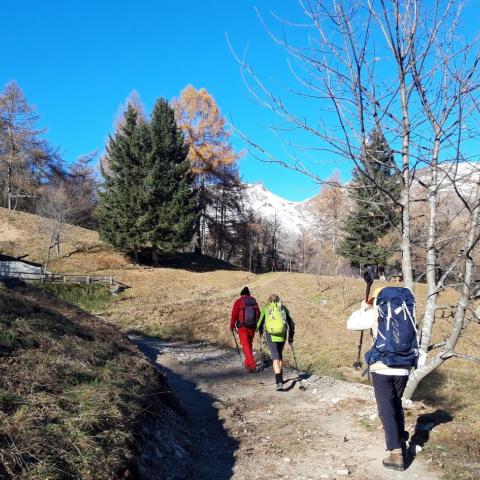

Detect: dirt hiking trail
[133,337,440,480]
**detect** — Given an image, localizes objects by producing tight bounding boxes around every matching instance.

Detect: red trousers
[237,327,256,370]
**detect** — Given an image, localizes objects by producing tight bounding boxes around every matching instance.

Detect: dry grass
[0,283,180,479]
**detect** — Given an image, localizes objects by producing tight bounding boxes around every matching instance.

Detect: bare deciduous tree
[0,81,59,211]
[310,172,349,274]
[37,185,74,272]
[63,153,98,229]
[231,0,480,397]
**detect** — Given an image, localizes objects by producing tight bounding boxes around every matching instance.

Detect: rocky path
[133,337,440,480]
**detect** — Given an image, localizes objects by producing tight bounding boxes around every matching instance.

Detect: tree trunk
[399,73,413,290]
[213,200,218,257]
[405,180,480,398]
[6,164,12,210]
[420,139,440,356]
[194,182,205,254]
[218,191,225,259]
[302,236,306,274]
[44,230,56,272]
[6,123,14,211]
[152,245,159,267]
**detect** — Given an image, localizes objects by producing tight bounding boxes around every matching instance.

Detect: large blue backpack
[365,287,419,367]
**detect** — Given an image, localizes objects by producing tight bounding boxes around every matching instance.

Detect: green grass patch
[358,417,374,432]
[0,389,23,414]
[284,350,345,380]
[38,283,113,312]
[305,358,345,380]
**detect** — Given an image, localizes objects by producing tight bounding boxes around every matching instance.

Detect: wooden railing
[0,271,118,286]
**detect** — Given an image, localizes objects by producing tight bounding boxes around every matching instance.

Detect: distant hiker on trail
[230,287,260,373]
[257,294,295,391]
[362,286,419,472]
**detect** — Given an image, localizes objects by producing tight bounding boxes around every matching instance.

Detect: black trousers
[371,373,409,451]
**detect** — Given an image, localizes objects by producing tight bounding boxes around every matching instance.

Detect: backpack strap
[237,296,247,327]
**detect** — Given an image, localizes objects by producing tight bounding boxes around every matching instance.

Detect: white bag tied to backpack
[346,306,377,331]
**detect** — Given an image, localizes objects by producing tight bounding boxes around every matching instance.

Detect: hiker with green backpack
[257,294,295,391]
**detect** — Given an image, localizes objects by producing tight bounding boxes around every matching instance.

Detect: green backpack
[265,302,287,337]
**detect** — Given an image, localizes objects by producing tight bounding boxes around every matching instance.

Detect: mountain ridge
[242,183,319,236]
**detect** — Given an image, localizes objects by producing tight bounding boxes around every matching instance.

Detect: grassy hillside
[2,208,479,479]
[0,207,126,273]
[0,282,190,479]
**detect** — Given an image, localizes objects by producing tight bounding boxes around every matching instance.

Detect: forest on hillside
[3,80,476,280]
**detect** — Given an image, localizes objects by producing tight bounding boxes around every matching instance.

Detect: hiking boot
[276,382,283,391]
[382,449,404,471]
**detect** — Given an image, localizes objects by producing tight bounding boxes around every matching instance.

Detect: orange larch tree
[173,85,242,253]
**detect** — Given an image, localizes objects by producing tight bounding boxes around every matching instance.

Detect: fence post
[63,275,66,284]
[87,275,90,284]
[109,275,113,285]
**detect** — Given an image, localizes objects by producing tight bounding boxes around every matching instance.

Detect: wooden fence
[0,271,118,286]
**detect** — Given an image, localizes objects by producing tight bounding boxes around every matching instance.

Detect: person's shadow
[405,409,453,468]
[282,371,311,392]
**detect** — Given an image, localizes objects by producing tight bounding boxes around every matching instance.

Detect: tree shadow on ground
[134,339,239,480]
[412,369,469,416]
[405,409,453,469]
[132,250,241,272]
[0,253,42,267]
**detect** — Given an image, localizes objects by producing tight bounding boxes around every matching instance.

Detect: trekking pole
[231,330,244,367]
[289,343,307,391]
[353,266,374,369]
[353,331,364,369]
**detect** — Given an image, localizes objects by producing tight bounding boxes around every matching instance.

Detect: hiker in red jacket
[230,287,260,372]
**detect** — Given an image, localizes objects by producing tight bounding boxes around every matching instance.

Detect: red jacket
[230,295,260,330]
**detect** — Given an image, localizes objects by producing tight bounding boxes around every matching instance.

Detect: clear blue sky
[1,0,334,201]
[2,1,479,201]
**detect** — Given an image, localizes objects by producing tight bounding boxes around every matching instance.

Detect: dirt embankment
[0,281,191,480]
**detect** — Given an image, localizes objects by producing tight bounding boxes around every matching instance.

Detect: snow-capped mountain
[415,162,480,196]
[242,162,480,239]
[242,183,319,236]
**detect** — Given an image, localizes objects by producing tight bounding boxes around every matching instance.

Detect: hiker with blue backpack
[256,294,295,391]
[230,287,260,373]
[361,286,419,472]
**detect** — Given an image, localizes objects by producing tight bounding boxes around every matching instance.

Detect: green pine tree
[96,105,149,263]
[140,98,197,255]
[340,128,400,267]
